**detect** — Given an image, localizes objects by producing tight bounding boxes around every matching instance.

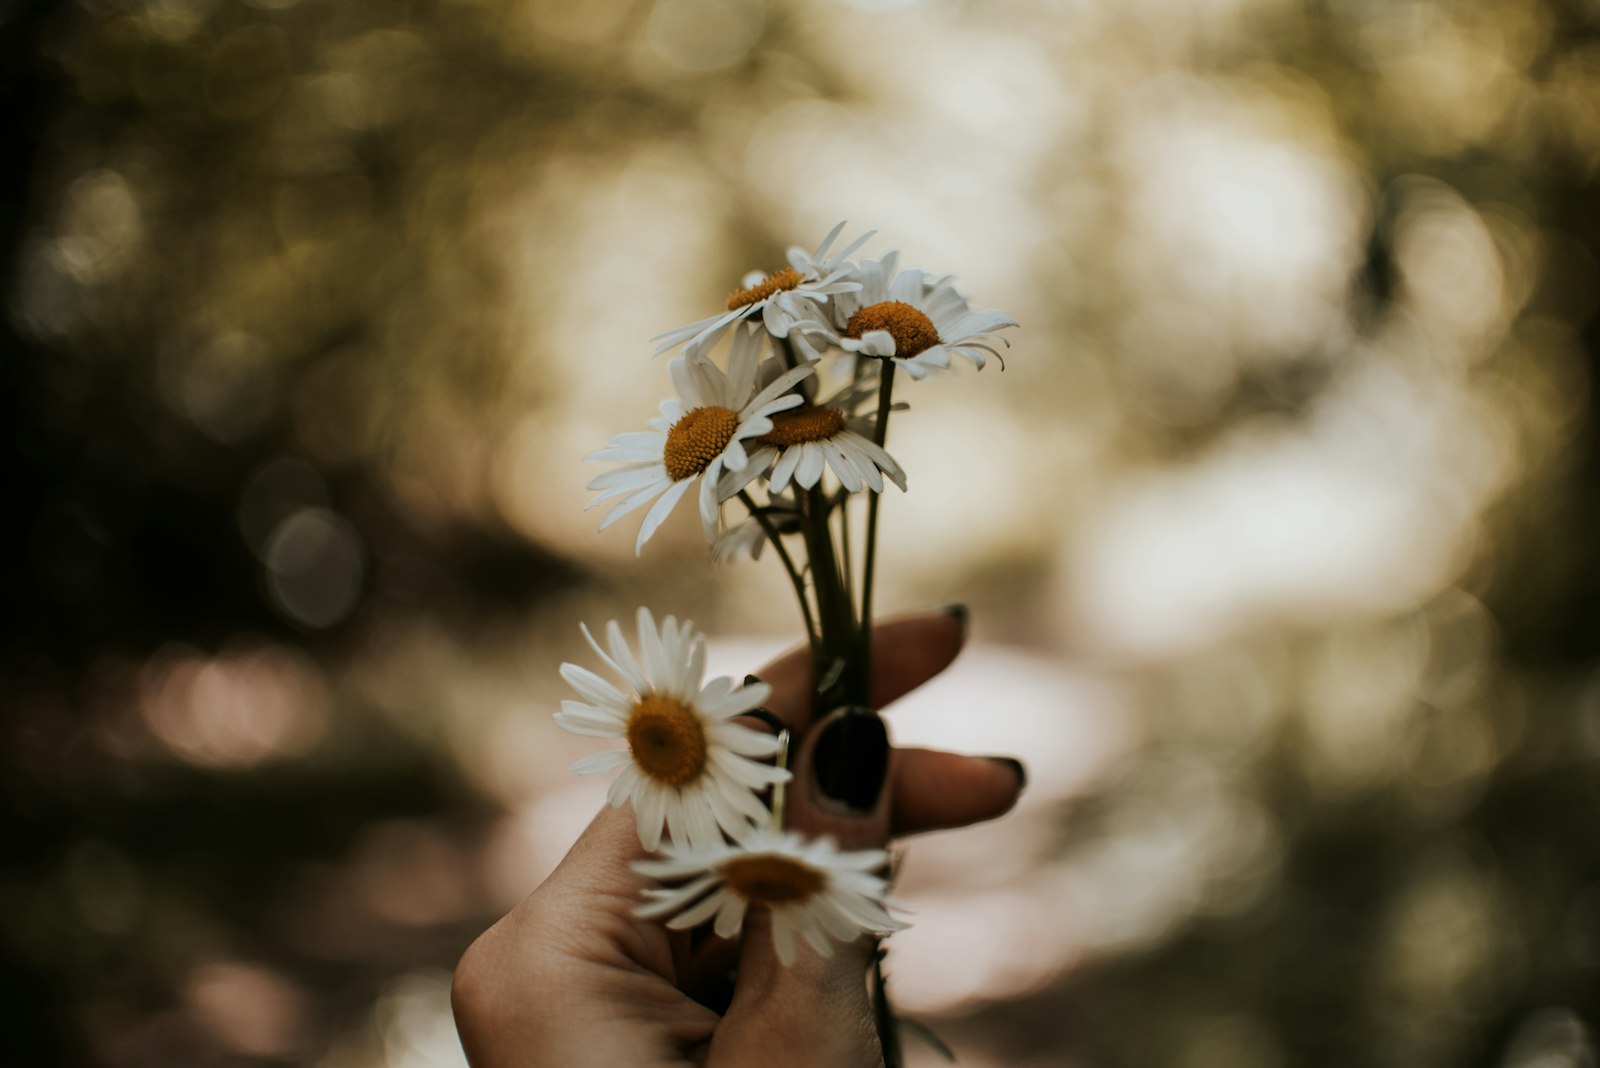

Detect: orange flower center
[626,695,708,786]
[663,406,738,482]
[722,854,826,905]
[727,268,803,311]
[757,406,846,448]
[845,300,940,359]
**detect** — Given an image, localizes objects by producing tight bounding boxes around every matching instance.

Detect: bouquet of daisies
[554,223,1016,1038]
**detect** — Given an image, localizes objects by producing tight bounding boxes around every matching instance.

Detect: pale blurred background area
[3,0,1599,1064]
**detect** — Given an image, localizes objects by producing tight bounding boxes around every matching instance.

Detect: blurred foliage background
[4,0,1600,1065]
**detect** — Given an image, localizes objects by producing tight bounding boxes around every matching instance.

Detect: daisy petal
[572,749,633,775]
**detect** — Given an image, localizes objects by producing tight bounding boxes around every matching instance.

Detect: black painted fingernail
[744,674,762,687]
[984,756,1027,792]
[812,706,888,813]
[942,603,969,635]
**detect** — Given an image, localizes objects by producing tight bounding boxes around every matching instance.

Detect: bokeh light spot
[264,508,365,628]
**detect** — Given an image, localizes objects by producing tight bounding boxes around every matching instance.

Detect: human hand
[452,609,1025,1067]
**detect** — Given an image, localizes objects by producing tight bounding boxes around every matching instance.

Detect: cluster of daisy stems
[558,223,1016,1063]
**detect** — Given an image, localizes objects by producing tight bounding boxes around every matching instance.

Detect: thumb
[713,706,896,1068]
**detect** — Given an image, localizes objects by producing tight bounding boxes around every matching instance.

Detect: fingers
[681,751,1024,1008]
[541,802,652,901]
[711,707,893,1067]
[890,748,1026,836]
[784,706,893,849]
[452,801,722,1068]
[712,917,880,1067]
[516,804,690,987]
[755,607,969,729]
[748,608,1025,838]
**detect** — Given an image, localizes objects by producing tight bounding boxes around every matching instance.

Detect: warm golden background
[5,0,1599,1064]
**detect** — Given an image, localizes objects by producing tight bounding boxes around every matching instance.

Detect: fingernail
[744,674,762,687]
[811,706,888,813]
[942,603,969,636]
[984,756,1027,792]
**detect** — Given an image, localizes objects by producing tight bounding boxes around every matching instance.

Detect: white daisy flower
[556,608,790,851]
[717,377,907,497]
[650,222,872,358]
[585,326,815,554]
[831,253,1018,380]
[633,827,905,965]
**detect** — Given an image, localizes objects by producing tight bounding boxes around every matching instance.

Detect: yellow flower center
[757,406,846,448]
[845,300,940,359]
[663,406,738,482]
[626,694,708,786]
[727,267,803,311]
[722,854,826,905]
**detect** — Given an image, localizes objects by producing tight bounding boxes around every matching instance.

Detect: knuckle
[451,931,499,1032]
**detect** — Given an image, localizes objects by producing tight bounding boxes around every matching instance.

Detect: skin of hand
[452,610,1025,1067]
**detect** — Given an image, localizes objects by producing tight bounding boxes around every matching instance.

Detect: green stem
[738,490,819,662]
[802,484,853,712]
[858,360,897,696]
[837,490,854,606]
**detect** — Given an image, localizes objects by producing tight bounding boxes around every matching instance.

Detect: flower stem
[837,490,854,602]
[802,483,854,713]
[739,490,819,662]
[871,947,904,1068]
[858,361,897,693]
